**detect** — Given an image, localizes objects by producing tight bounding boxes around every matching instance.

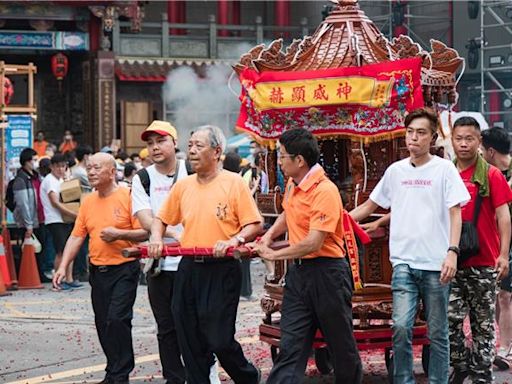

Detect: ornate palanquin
[233,0,462,359]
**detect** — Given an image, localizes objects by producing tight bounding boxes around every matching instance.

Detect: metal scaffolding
[360,1,453,49]
[479,0,512,123]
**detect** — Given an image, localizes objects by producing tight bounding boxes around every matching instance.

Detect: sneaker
[449,369,469,384]
[43,270,54,280]
[52,282,73,292]
[67,281,84,289]
[494,348,510,370]
[39,275,52,283]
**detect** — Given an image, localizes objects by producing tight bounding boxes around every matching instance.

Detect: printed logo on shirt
[319,213,327,222]
[113,207,123,221]
[153,185,172,193]
[216,203,228,221]
[401,179,433,187]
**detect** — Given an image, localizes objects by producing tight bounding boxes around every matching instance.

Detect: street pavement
[1,261,511,383]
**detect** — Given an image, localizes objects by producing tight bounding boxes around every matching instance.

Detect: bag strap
[136,168,150,196]
[473,187,483,225]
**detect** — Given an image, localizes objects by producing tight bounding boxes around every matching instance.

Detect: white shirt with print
[370,156,470,271]
[131,161,188,271]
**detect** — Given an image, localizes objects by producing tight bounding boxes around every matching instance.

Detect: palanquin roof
[234,0,463,106]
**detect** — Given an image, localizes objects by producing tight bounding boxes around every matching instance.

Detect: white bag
[23,234,42,253]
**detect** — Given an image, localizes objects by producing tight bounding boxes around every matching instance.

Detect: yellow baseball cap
[141,120,178,142]
[139,148,149,159]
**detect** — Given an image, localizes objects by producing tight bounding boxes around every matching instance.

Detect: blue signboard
[5,115,33,224]
[0,31,89,51]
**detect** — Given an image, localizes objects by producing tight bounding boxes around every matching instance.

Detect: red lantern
[51,52,68,81]
[3,76,13,105]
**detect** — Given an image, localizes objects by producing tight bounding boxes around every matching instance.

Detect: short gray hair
[195,125,226,153]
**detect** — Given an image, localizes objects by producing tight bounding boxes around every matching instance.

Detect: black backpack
[136,168,151,196]
[5,178,16,212]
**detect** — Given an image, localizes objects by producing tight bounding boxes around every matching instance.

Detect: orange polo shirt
[157,170,262,247]
[282,165,345,259]
[59,141,77,154]
[33,140,48,157]
[72,187,140,266]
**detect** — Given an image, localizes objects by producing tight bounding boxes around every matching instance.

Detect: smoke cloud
[163,64,242,151]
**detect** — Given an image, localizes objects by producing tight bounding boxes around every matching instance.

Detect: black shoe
[494,354,511,370]
[39,275,52,283]
[449,369,469,384]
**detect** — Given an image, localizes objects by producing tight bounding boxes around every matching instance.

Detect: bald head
[90,152,117,170]
[87,152,118,191]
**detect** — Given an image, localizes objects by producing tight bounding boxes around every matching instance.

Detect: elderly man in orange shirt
[250,128,362,383]
[149,125,263,384]
[53,152,148,384]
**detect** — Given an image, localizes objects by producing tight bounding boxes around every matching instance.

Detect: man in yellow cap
[132,121,219,384]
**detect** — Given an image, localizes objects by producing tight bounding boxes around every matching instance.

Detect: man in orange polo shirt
[250,128,362,383]
[148,125,263,384]
[53,152,148,384]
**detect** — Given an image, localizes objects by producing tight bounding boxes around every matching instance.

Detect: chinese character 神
[291,85,306,103]
[313,84,329,101]
[269,87,284,104]
[337,81,352,100]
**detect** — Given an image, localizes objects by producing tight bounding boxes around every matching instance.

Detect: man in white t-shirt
[351,108,470,383]
[40,153,79,290]
[131,120,219,384]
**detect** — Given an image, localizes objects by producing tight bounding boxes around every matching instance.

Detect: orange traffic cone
[18,243,43,289]
[2,228,18,289]
[0,235,12,287]
[0,267,11,296]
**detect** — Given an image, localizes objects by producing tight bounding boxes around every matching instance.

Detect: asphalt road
[1,262,511,383]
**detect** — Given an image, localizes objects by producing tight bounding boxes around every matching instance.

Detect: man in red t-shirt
[481,126,512,369]
[449,117,512,383]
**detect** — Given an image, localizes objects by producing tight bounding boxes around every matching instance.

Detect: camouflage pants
[449,267,498,383]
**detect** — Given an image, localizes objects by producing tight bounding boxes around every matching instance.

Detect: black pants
[147,271,185,384]
[267,257,362,384]
[240,258,252,297]
[90,260,140,383]
[172,258,259,384]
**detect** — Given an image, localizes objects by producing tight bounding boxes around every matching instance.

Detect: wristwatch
[235,235,246,245]
[447,246,460,257]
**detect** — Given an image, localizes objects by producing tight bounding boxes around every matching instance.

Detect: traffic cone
[18,243,43,289]
[0,267,11,296]
[0,235,12,287]
[2,228,18,289]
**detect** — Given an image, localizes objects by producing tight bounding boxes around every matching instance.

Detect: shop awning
[115,57,236,82]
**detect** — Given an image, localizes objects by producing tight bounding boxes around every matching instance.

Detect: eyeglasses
[278,153,297,160]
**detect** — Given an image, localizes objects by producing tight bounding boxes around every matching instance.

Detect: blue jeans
[391,264,450,384]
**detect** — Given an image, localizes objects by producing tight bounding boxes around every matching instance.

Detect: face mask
[65,135,72,141]
[33,160,39,169]
[37,135,44,141]
[249,148,257,155]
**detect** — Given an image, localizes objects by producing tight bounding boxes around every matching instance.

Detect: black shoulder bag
[458,191,483,265]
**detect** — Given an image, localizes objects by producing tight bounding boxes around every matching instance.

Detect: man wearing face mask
[33,130,49,158]
[11,148,49,282]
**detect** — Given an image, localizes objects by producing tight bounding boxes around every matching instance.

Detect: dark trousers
[147,271,185,384]
[172,258,259,384]
[267,258,362,384]
[90,260,140,383]
[73,236,89,278]
[240,258,252,297]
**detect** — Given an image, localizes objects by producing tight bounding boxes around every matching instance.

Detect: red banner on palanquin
[236,57,424,142]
